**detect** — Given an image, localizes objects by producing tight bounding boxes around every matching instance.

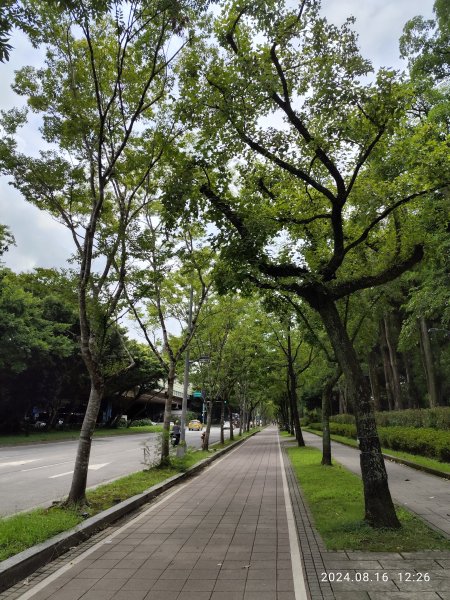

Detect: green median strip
[303,428,450,475]
[0,429,259,562]
[286,445,450,552]
[0,425,164,446]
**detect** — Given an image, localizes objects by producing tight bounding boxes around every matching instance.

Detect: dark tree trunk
[315,295,400,528]
[418,317,439,407]
[321,379,333,466]
[384,314,403,410]
[379,323,395,411]
[402,352,419,409]
[367,349,382,412]
[321,369,341,466]
[287,326,305,446]
[229,405,234,441]
[338,382,348,414]
[220,399,225,444]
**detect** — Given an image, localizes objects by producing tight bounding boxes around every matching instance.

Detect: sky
[0,0,435,273]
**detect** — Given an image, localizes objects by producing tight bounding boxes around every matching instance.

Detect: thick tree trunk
[367,349,382,412]
[161,367,175,462]
[384,314,403,410]
[316,296,400,528]
[67,378,103,504]
[418,317,439,407]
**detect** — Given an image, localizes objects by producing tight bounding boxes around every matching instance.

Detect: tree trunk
[418,317,439,407]
[316,295,400,528]
[322,369,341,466]
[202,400,213,450]
[338,382,347,414]
[384,314,403,410]
[321,378,333,466]
[220,399,225,444]
[402,352,418,409]
[161,366,176,462]
[67,378,103,504]
[229,405,234,441]
[367,349,382,412]
[287,326,305,446]
[379,322,394,411]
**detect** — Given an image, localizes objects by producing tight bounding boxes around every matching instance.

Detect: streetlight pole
[177,286,193,458]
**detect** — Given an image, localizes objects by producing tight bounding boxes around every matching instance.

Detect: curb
[0,430,260,593]
[303,429,450,480]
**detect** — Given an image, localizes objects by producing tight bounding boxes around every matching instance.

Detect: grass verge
[286,445,450,552]
[303,428,450,475]
[0,426,163,446]
[0,428,259,561]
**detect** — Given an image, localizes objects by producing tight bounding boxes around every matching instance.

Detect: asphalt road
[0,427,222,517]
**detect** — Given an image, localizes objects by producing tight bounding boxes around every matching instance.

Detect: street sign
[193,391,203,398]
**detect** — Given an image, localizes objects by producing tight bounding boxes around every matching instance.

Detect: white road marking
[49,471,74,479]
[49,463,110,479]
[0,459,39,468]
[277,432,309,600]
[21,461,73,472]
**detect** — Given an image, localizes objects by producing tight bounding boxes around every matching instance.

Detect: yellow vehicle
[188,419,203,431]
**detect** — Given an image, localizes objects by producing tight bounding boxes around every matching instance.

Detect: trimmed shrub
[308,422,450,462]
[331,407,450,430]
[130,419,155,427]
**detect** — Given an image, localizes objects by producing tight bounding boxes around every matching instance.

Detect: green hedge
[330,407,450,430]
[129,419,155,427]
[308,422,450,462]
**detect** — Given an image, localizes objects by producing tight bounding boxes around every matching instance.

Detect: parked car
[223,421,230,429]
[188,419,203,431]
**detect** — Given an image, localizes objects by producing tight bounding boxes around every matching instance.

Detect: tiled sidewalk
[282,439,450,600]
[3,428,450,600]
[9,428,305,600]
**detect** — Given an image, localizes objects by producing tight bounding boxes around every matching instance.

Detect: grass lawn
[303,428,450,475]
[286,445,450,552]
[0,426,163,446]
[0,429,259,561]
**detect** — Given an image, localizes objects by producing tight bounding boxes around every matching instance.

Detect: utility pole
[177,286,193,457]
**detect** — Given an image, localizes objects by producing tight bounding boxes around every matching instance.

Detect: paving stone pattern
[2,427,450,600]
[282,439,450,600]
[4,429,297,600]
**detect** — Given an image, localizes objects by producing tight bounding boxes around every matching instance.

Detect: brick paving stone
[3,427,450,600]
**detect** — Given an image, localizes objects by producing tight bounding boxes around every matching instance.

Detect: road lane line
[22,461,73,472]
[49,471,73,479]
[49,463,110,478]
[0,460,39,468]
